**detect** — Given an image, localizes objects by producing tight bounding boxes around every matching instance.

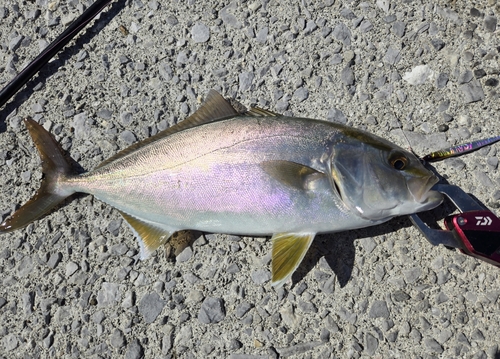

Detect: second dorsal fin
[246,106,280,117]
[96,90,239,169]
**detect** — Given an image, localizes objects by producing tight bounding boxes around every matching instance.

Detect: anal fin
[271,232,316,288]
[118,211,174,260]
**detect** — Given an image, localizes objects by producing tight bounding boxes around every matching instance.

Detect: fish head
[329,129,443,221]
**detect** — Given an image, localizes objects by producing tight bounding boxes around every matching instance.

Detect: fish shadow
[0,0,127,125]
[291,192,460,288]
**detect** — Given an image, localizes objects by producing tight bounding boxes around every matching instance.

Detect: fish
[0,90,443,287]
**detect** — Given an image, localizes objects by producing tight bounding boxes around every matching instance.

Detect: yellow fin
[246,106,280,117]
[96,90,239,169]
[271,232,316,288]
[119,211,174,260]
[260,160,325,190]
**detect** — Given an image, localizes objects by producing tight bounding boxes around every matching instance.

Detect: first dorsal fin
[96,90,239,169]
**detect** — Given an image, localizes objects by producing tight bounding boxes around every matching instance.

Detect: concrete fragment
[198,297,226,324]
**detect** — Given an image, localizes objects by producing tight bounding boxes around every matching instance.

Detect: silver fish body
[73,116,375,235]
[0,90,443,287]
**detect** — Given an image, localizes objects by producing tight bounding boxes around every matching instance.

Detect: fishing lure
[422,136,500,162]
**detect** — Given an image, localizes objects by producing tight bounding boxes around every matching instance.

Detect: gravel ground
[1,0,500,358]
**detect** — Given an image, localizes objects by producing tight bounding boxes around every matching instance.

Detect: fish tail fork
[0,118,76,232]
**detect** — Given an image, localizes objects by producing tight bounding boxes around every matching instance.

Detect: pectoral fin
[260,160,325,190]
[119,211,174,260]
[271,232,316,288]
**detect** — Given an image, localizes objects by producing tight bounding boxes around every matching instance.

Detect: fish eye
[391,156,408,170]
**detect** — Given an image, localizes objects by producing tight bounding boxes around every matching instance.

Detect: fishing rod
[0,0,118,111]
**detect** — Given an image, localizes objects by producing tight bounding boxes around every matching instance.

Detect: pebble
[435,292,449,304]
[340,8,356,20]
[487,157,498,169]
[9,35,23,51]
[359,237,377,254]
[138,292,165,323]
[66,261,79,277]
[438,124,449,132]
[198,297,226,324]
[470,7,482,17]
[384,47,401,65]
[174,325,193,348]
[256,27,268,43]
[293,87,309,102]
[438,329,453,344]
[474,69,486,79]
[17,256,33,277]
[107,219,123,236]
[235,302,253,318]
[21,171,31,182]
[403,267,422,283]
[460,80,485,103]
[458,70,473,84]
[424,337,444,353]
[360,20,373,32]
[239,72,254,92]
[389,22,406,39]
[474,171,495,188]
[251,269,271,284]
[97,108,112,119]
[97,282,121,307]
[332,23,351,45]
[110,328,126,349]
[365,333,379,355]
[484,16,497,32]
[276,342,323,357]
[436,72,449,88]
[124,339,144,359]
[431,39,445,51]
[92,310,105,324]
[2,333,18,352]
[403,65,434,85]
[437,100,450,112]
[221,3,243,29]
[176,246,193,263]
[165,14,178,26]
[73,112,90,138]
[471,328,485,341]
[392,290,410,302]
[21,292,34,314]
[297,300,318,313]
[340,66,355,86]
[191,22,210,43]
[485,78,499,87]
[326,108,347,124]
[304,20,317,35]
[369,300,389,318]
[322,275,336,294]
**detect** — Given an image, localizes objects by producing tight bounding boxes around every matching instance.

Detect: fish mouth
[407,175,443,207]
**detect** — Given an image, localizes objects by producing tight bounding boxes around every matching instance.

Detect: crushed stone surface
[0,0,499,358]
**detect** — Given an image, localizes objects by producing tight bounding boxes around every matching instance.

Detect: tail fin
[0,118,76,232]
